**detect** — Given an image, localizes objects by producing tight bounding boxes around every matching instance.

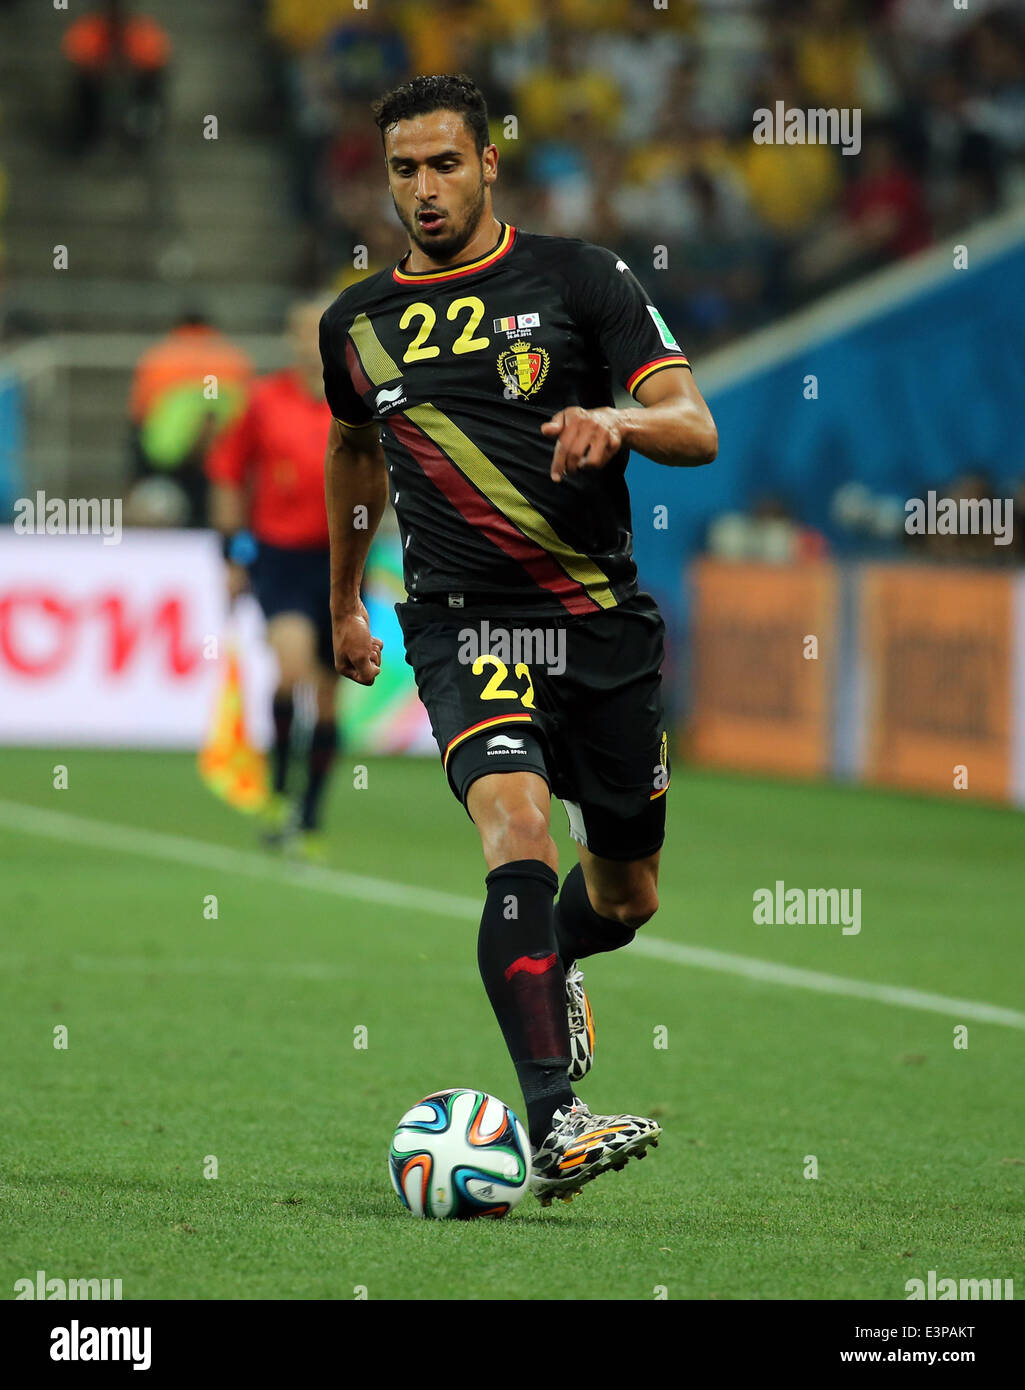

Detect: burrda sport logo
[486,735,527,757]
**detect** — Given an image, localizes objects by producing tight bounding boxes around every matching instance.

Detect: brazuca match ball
[389,1088,532,1219]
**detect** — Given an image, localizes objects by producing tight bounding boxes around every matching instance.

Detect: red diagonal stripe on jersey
[345,337,373,399]
[387,413,599,615]
[504,952,557,981]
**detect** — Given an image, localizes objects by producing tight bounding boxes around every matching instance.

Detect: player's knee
[493,812,553,864]
[593,886,659,929]
[474,788,553,863]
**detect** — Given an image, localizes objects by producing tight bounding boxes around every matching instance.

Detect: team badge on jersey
[498,339,550,398]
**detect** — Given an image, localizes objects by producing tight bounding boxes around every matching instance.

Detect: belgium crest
[497,339,549,398]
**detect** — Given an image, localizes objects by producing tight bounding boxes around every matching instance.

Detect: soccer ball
[388,1088,532,1219]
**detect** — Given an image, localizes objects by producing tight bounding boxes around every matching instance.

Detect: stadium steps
[9,278,291,335]
[0,0,301,329]
[7,216,299,280]
[0,0,306,492]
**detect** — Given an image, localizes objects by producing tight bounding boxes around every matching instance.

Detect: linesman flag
[198,642,268,813]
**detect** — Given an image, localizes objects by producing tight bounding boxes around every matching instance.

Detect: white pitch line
[626,938,1025,1031]
[0,797,477,920]
[2,798,1024,1032]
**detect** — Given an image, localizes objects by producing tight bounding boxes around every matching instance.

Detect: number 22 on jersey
[399,297,490,363]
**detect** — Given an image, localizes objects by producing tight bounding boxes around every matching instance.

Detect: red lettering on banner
[92,594,200,677]
[0,591,77,676]
[0,590,203,679]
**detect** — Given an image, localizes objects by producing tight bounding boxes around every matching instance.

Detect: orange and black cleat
[530,1098,661,1207]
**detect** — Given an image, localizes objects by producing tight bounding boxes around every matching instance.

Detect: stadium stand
[0,0,1023,503]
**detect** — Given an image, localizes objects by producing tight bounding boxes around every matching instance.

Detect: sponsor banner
[860,565,1013,801]
[689,559,837,777]
[0,528,275,748]
[0,528,434,754]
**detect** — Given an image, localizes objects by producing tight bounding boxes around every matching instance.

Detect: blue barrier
[630,235,1025,654]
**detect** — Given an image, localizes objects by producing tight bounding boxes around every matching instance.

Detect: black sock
[553,862,636,970]
[271,693,294,795]
[301,719,338,830]
[477,858,574,1148]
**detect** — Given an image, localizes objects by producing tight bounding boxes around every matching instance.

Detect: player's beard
[396,174,488,263]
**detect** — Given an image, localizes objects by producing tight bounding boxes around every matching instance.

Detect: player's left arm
[543,368,717,482]
[547,244,719,480]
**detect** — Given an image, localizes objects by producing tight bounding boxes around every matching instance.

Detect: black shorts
[396,592,670,861]
[249,542,335,673]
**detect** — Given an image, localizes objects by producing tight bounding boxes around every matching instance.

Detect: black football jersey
[319,222,691,615]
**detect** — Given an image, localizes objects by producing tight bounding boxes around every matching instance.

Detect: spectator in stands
[322,4,408,101]
[127,312,252,528]
[961,9,1025,162]
[515,26,623,236]
[706,494,828,564]
[844,124,932,261]
[515,23,622,144]
[584,0,692,145]
[397,0,488,80]
[61,0,171,157]
[911,469,1015,565]
[731,70,842,244]
[791,123,931,292]
[915,66,1003,232]
[272,4,410,282]
[264,0,351,56]
[315,94,389,278]
[794,0,895,113]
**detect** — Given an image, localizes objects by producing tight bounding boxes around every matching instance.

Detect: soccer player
[319,76,717,1205]
[207,299,342,860]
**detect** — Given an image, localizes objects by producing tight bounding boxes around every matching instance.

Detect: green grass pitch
[1,748,1022,1300]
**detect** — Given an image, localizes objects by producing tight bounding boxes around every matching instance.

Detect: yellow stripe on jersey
[627,356,691,396]
[406,403,618,610]
[349,313,401,384]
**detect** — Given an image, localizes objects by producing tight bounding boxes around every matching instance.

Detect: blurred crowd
[4,0,1023,556]
[705,472,1025,565]
[261,0,1025,352]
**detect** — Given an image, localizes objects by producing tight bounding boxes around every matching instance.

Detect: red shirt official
[206,369,332,549]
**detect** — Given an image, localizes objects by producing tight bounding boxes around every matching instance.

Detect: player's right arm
[324,416,388,685]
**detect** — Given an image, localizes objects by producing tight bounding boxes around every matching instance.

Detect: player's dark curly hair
[371,74,491,157]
